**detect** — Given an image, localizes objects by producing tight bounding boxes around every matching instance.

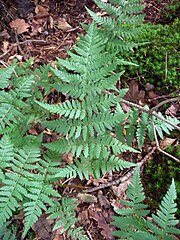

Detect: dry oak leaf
[10,19,30,34]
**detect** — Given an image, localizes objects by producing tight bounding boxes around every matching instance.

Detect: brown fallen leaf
[124,80,145,104]
[160,137,176,150]
[98,191,111,208]
[57,18,72,32]
[9,19,30,34]
[112,178,131,197]
[90,211,115,240]
[77,193,97,203]
[32,213,53,240]
[35,5,49,15]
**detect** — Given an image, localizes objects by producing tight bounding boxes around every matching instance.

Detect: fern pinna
[86,0,145,52]
[112,166,180,240]
[36,23,137,180]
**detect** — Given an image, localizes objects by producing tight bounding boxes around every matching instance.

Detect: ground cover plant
[121,18,180,90]
[0,0,180,239]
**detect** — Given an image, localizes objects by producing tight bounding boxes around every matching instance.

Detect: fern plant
[47,198,88,240]
[36,23,137,180]
[86,0,145,52]
[120,108,180,148]
[112,166,180,240]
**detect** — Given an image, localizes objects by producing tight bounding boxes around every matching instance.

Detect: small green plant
[86,0,145,53]
[144,152,180,218]
[161,0,180,23]
[0,222,17,240]
[121,18,180,90]
[112,166,180,240]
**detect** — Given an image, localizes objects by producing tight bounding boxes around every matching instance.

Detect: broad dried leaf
[10,19,30,34]
[35,5,49,15]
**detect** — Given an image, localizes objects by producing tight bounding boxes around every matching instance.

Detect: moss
[121,18,180,91]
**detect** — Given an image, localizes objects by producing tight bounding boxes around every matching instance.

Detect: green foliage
[47,198,88,240]
[86,0,145,52]
[0,1,179,239]
[144,152,180,218]
[161,0,180,23]
[116,108,180,148]
[121,18,180,89]
[0,222,17,240]
[36,23,136,179]
[112,166,180,240]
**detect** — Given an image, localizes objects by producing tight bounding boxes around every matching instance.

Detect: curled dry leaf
[35,5,49,15]
[9,19,30,34]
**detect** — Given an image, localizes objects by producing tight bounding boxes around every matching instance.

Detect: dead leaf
[32,213,53,240]
[35,5,49,15]
[160,138,176,150]
[9,19,30,34]
[77,193,97,203]
[165,103,180,116]
[124,80,145,104]
[98,191,111,208]
[57,18,72,32]
[112,178,131,197]
[90,211,115,240]
[2,41,9,50]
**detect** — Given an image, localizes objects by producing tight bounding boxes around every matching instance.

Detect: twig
[84,168,135,193]
[0,40,48,59]
[150,97,180,112]
[139,146,157,167]
[152,118,180,163]
[121,99,180,131]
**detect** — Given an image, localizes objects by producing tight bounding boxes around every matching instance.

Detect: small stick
[84,169,135,193]
[152,118,180,163]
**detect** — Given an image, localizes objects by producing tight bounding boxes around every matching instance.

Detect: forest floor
[0,0,179,239]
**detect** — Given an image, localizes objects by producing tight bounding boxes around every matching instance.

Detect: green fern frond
[47,198,88,239]
[86,0,145,52]
[0,135,14,170]
[0,73,34,131]
[153,113,180,139]
[0,221,17,240]
[0,66,15,89]
[0,139,41,226]
[112,168,180,239]
[136,111,149,148]
[150,179,180,237]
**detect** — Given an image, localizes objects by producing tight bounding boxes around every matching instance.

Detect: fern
[112,166,180,239]
[86,0,145,52]
[36,23,135,179]
[0,221,17,240]
[47,198,88,240]
[115,108,180,148]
